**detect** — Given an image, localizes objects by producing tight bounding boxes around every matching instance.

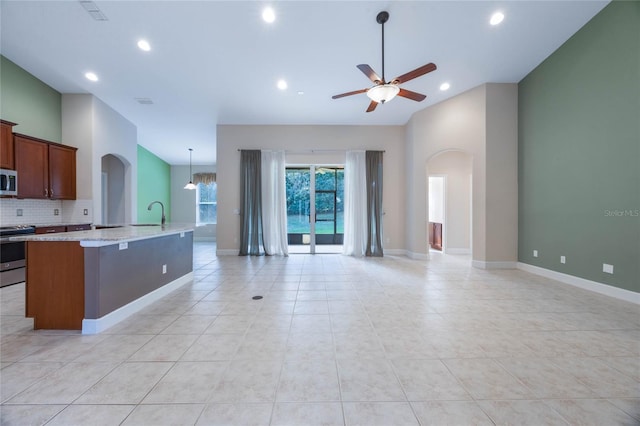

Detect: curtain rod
[236,149,385,153]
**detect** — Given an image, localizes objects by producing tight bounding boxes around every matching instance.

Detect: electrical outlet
[54,209,60,216]
[603,263,614,274]
[162,264,167,274]
[119,242,128,250]
[83,209,89,215]
[180,232,185,238]
[16,209,23,216]
[533,250,538,257]
[560,256,566,264]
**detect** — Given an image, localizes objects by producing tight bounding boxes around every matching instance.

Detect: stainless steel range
[0,225,35,287]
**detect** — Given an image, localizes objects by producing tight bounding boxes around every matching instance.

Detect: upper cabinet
[14,133,77,200]
[0,120,17,170]
[48,144,77,200]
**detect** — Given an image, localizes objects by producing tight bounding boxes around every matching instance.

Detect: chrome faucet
[147,201,166,225]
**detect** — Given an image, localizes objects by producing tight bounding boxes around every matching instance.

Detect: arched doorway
[426,150,473,256]
[101,154,127,224]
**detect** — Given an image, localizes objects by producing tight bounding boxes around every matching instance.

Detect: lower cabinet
[35,226,67,235]
[36,224,92,234]
[66,224,91,232]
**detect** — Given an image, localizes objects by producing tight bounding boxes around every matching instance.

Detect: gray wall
[216,125,406,254]
[405,83,519,265]
[518,1,640,292]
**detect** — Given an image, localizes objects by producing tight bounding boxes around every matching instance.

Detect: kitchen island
[17,224,194,334]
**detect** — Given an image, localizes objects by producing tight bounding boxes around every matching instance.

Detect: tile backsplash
[0,198,93,226]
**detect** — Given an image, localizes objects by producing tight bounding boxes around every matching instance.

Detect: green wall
[137,145,171,223]
[0,56,62,142]
[518,1,640,292]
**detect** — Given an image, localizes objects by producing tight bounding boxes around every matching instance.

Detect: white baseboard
[517,262,640,305]
[407,251,429,260]
[216,249,238,256]
[472,260,518,269]
[385,249,408,256]
[446,248,471,255]
[82,272,194,334]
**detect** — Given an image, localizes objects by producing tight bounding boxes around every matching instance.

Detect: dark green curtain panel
[365,150,384,257]
[239,150,264,256]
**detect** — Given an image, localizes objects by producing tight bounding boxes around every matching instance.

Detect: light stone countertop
[10,224,195,247]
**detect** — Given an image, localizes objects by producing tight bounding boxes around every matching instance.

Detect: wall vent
[79,1,108,21]
[135,98,154,105]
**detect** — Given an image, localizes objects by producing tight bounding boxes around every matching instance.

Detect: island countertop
[11,223,194,247]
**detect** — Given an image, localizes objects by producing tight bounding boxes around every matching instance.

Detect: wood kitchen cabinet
[14,133,77,200]
[66,224,91,232]
[35,224,92,234]
[35,225,67,235]
[48,144,76,199]
[0,120,16,169]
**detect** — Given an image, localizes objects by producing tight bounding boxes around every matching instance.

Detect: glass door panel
[315,191,336,241]
[315,167,343,246]
[286,168,310,247]
[286,166,344,253]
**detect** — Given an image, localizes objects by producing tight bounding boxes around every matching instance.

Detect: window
[196,182,217,224]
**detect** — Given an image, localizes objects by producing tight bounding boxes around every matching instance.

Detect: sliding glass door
[286,166,344,253]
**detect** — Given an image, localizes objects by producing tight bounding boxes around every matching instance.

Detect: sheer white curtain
[261,150,289,256]
[343,150,367,256]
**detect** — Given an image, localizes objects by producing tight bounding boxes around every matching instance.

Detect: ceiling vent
[135,98,154,105]
[79,1,108,21]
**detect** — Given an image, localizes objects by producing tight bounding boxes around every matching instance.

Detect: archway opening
[426,150,473,256]
[101,154,127,224]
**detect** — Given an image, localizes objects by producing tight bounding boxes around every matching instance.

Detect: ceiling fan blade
[332,89,368,99]
[392,63,437,84]
[398,88,427,102]
[366,100,378,112]
[357,64,383,84]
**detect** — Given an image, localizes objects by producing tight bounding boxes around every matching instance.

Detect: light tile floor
[1,243,639,425]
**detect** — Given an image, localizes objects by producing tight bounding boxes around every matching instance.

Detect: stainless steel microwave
[0,169,17,196]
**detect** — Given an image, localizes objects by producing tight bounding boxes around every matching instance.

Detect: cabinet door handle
[44,188,48,197]
[46,229,56,233]
[50,189,54,197]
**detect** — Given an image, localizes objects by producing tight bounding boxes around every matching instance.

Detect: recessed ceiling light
[297,91,305,96]
[490,12,504,26]
[137,39,151,51]
[440,82,450,91]
[262,7,276,23]
[277,79,287,90]
[85,72,98,82]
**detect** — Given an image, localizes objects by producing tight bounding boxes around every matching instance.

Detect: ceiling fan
[332,11,437,112]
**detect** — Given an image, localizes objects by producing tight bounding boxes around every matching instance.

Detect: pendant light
[184,148,196,190]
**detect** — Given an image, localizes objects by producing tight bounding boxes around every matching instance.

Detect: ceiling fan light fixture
[490,12,505,26]
[366,84,399,104]
[137,39,151,51]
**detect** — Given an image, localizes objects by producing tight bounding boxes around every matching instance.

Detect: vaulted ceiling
[1,1,608,165]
